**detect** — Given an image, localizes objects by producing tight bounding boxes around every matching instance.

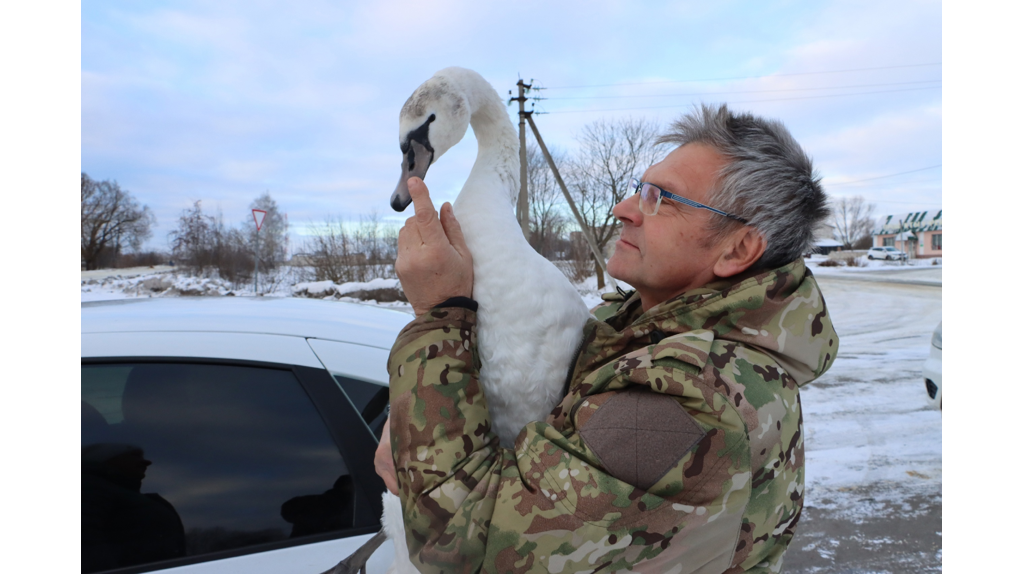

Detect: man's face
[607,143,732,309]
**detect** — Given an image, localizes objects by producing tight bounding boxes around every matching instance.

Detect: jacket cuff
[433,296,478,312]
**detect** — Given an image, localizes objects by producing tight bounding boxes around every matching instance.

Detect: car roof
[82,297,412,350]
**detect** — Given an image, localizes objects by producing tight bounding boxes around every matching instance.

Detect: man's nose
[613,193,643,225]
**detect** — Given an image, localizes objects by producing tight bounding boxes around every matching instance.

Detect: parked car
[81,297,411,574]
[867,246,908,261]
[923,321,942,409]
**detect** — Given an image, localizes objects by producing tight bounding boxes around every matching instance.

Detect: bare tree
[526,143,569,259]
[168,200,218,274]
[81,173,155,270]
[565,117,661,288]
[831,196,877,249]
[212,218,254,285]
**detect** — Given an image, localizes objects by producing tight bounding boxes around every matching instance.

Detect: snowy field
[81,260,942,571]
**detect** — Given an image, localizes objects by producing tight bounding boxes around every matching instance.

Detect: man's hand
[375,415,399,495]
[395,177,473,316]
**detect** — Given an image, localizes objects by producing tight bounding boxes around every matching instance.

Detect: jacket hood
[600,258,837,387]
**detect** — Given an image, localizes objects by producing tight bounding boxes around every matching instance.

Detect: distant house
[806,221,843,255]
[873,210,942,259]
[810,238,844,256]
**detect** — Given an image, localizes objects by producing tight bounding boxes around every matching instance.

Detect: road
[784,276,942,573]
[810,264,941,287]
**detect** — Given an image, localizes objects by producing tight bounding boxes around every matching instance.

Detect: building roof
[814,238,844,247]
[874,210,942,235]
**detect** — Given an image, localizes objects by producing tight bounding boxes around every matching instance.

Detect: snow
[81,272,238,301]
[292,277,400,297]
[802,276,942,521]
[81,265,941,523]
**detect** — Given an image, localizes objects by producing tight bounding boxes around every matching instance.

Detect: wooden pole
[525,113,617,290]
[515,80,530,239]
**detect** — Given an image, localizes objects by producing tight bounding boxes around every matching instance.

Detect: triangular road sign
[252,209,267,231]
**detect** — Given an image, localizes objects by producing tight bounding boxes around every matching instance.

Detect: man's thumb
[408,177,437,225]
[439,203,470,257]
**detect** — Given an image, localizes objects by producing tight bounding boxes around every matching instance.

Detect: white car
[923,321,942,409]
[82,297,410,574]
[867,246,908,261]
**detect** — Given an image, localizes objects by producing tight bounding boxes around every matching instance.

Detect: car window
[82,362,360,573]
[334,376,389,438]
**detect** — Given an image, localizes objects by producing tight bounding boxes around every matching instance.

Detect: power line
[827,165,942,187]
[542,80,940,100]
[543,63,942,90]
[540,86,942,114]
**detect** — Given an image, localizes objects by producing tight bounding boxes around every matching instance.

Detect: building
[873,210,942,259]
[807,221,844,255]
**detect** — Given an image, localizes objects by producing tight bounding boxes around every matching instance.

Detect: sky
[81,0,941,253]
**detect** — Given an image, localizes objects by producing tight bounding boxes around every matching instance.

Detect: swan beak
[391,139,433,212]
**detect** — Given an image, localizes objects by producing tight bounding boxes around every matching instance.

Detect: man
[377,104,838,573]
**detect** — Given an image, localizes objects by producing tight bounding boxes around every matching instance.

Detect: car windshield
[884,247,898,251]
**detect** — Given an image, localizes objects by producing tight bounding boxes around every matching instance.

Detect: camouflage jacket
[388,258,837,573]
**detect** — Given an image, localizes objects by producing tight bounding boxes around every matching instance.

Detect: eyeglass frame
[629,177,749,224]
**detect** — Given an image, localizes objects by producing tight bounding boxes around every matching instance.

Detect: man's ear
[713,226,767,278]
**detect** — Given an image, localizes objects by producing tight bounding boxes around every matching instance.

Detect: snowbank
[81,273,239,301]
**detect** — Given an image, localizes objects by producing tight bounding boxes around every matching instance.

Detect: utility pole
[525,113,618,290]
[509,79,531,240]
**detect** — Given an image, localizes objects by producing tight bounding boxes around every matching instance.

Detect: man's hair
[656,103,828,271]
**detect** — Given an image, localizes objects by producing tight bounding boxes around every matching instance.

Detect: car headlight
[931,323,942,349]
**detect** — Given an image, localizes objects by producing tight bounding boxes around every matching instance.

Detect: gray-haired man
[378,103,838,573]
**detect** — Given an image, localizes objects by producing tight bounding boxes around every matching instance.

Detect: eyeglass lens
[636,181,661,216]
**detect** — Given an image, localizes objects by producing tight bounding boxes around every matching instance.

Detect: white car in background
[923,321,942,408]
[867,246,908,261]
[82,297,409,574]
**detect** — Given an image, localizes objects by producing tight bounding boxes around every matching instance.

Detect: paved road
[786,490,941,573]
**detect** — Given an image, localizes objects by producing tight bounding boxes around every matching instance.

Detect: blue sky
[82,0,941,252]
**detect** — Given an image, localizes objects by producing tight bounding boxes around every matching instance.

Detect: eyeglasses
[629,177,749,224]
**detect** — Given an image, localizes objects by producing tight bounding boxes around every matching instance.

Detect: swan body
[385,67,591,573]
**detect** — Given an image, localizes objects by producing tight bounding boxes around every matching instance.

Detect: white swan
[385,67,592,573]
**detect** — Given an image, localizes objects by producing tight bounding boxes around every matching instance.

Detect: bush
[816,259,842,267]
[118,251,170,268]
[845,257,867,267]
[303,214,398,284]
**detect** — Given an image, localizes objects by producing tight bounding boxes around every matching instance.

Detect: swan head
[391,71,471,211]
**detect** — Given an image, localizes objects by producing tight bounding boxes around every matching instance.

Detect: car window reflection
[82,363,359,573]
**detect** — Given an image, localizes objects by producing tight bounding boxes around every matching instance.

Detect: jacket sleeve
[388,308,753,574]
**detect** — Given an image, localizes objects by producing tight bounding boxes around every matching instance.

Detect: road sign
[252,209,267,231]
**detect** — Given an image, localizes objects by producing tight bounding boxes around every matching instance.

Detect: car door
[81,345,392,573]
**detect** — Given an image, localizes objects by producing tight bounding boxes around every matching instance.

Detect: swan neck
[457,75,519,209]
